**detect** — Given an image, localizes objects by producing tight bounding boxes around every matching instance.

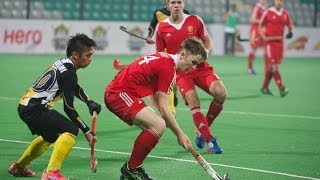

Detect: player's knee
[153,118,166,136]
[219,88,228,102]
[213,87,228,104]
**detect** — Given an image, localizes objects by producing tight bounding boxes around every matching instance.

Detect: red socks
[262,70,283,90]
[248,52,254,69]
[262,70,273,89]
[128,129,159,169]
[192,108,213,142]
[206,101,223,127]
[272,71,284,90]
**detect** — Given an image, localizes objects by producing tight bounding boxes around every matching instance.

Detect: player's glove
[286,32,293,39]
[87,100,101,115]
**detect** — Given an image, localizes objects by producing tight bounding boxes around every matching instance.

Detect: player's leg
[168,91,176,115]
[196,73,227,154]
[248,45,257,75]
[261,43,273,95]
[230,33,236,55]
[185,90,216,149]
[272,63,288,97]
[271,43,288,97]
[123,107,165,179]
[105,91,163,179]
[8,105,51,177]
[247,29,262,75]
[205,81,227,127]
[177,76,207,149]
[168,85,179,115]
[173,85,178,107]
[42,109,79,180]
[8,135,50,177]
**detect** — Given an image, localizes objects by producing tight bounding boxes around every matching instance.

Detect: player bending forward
[157,0,227,154]
[104,38,207,180]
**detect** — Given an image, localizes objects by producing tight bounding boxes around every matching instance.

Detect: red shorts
[250,28,264,48]
[104,91,147,125]
[176,67,220,105]
[265,41,284,65]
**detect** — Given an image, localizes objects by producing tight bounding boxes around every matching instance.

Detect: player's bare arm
[157,91,190,150]
[201,35,212,53]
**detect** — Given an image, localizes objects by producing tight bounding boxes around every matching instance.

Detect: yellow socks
[169,91,176,115]
[18,136,51,166]
[47,132,76,172]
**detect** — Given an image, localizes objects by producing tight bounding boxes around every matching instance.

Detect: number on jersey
[138,55,160,65]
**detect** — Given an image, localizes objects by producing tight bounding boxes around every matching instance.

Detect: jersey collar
[269,7,283,16]
[168,54,179,67]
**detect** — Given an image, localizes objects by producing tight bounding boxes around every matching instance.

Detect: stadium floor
[0,54,319,179]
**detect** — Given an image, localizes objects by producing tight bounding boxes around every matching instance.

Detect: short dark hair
[178,37,207,60]
[66,33,97,57]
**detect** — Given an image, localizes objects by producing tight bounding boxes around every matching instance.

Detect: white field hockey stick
[90,111,98,173]
[189,146,230,180]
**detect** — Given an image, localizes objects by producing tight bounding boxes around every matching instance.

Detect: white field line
[1,96,320,120]
[0,139,319,180]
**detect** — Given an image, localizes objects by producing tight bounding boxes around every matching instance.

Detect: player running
[259,0,293,97]
[156,0,227,154]
[247,0,267,75]
[8,34,101,180]
[104,38,207,180]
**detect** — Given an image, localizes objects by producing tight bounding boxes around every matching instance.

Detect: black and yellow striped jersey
[19,58,91,133]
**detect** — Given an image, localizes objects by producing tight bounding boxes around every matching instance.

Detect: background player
[156,0,227,154]
[259,0,293,97]
[146,0,189,44]
[247,0,267,75]
[223,4,240,56]
[104,38,207,179]
[8,34,101,180]
[145,0,190,116]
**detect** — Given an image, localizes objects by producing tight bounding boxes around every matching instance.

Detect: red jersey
[250,3,266,29]
[156,14,211,74]
[260,7,292,39]
[106,52,177,98]
[156,14,207,54]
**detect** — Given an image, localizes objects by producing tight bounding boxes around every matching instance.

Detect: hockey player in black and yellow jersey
[8,34,101,180]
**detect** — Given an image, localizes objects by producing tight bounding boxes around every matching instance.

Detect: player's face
[260,0,266,5]
[73,46,94,69]
[177,51,204,72]
[167,0,184,15]
[274,0,283,10]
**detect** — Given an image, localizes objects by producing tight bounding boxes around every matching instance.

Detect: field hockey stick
[120,25,148,41]
[113,58,127,71]
[237,35,250,42]
[189,146,230,180]
[90,111,98,173]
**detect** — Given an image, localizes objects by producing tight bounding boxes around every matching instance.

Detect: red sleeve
[195,15,208,39]
[157,59,175,94]
[251,5,258,20]
[259,10,268,27]
[285,11,293,30]
[156,25,166,51]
